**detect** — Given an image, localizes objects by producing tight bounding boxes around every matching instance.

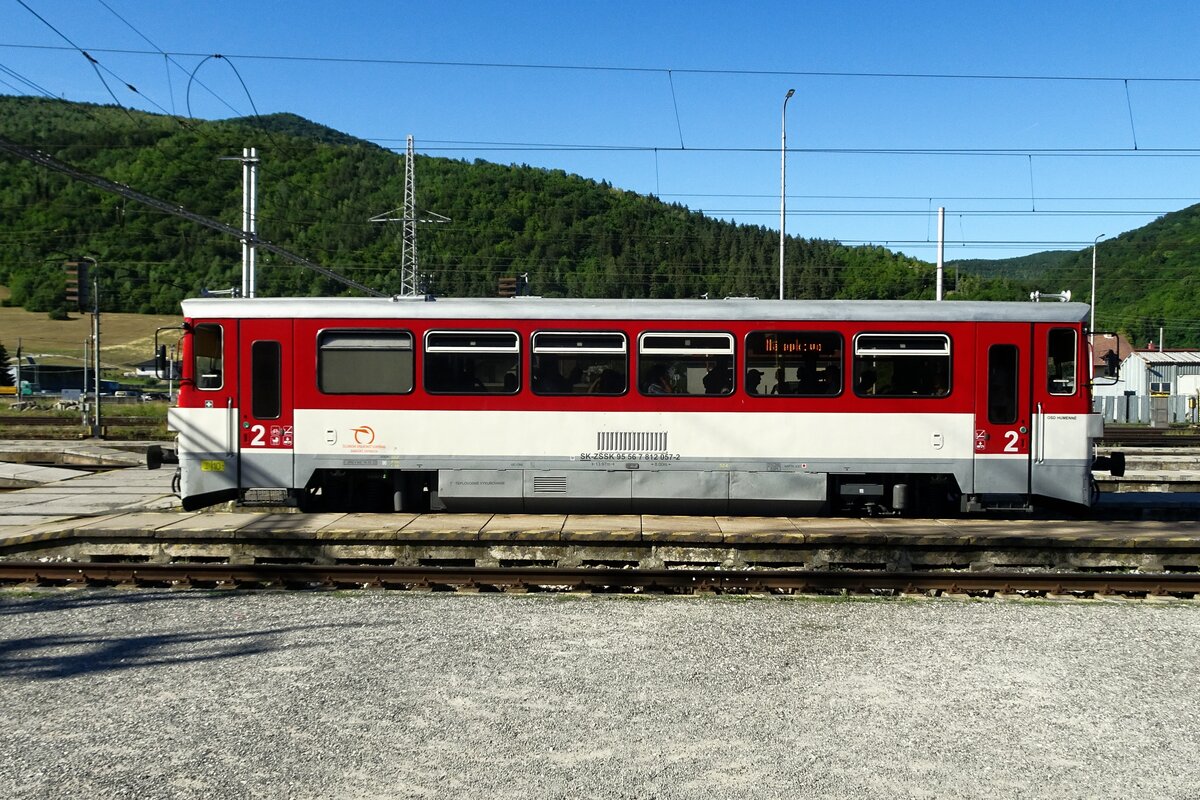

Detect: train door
[972,323,1032,501]
[1029,323,1093,505]
[237,319,294,491]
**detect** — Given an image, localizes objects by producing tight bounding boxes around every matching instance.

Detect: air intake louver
[532,476,568,493]
[596,431,668,452]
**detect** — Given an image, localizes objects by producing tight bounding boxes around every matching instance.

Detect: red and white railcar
[164,297,1116,515]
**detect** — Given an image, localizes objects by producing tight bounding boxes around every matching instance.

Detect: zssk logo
[351,425,375,445]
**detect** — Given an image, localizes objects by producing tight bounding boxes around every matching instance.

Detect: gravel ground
[2,589,1199,799]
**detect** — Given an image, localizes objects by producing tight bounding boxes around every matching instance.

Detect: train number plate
[201,460,226,472]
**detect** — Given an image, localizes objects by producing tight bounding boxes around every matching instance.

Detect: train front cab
[964,321,1101,512]
[169,316,296,511]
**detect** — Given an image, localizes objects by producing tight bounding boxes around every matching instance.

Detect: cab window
[193,323,223,390]
[1047,328,1077,395]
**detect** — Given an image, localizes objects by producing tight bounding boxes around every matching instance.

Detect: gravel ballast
[2,590,1198,799]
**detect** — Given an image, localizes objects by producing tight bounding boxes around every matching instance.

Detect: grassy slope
[0,287,180,369]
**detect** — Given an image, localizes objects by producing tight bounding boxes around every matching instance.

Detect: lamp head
[785,88,795,99]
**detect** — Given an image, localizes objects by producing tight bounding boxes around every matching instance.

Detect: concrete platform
[1,438,1200,558]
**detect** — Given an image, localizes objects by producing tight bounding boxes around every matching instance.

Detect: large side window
[251,341,281,419]
[318,330,413,394]
[638,332,735,396]
[424,331,520,395]
[988,344,1019,423]
[193,323,223,390]
[853,333,951,398]
[1047,328,1077,395]
[532,332,627,395]
[745,331,841,396]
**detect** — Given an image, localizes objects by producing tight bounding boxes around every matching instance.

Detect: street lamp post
[779,88,795,301]
[1090,233,1105,332]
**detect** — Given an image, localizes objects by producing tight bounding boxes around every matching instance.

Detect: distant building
[1093,341,1200,423]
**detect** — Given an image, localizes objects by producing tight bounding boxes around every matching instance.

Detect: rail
[1100,426,1200,447]
[0,417,163,429]
[1,562,1198,597]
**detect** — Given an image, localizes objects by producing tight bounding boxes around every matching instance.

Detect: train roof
[180,296,1091,324]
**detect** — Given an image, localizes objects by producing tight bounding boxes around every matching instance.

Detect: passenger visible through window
[532,332,627,395]
[424,331,520,395]
[638,333,735,396]
[853,333,951,398]
[745,331,841,396]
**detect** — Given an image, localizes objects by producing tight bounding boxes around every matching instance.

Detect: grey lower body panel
[287,453,998,513]
[1032,460,1093,506]
[437,468,829,514]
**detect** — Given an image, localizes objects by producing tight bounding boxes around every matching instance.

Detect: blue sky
[3,0,1200,268]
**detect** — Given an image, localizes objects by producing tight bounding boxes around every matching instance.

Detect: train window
[1047,328,1077,395]
[988,344,1019,424]
[853,333,951,398]
[251,341,281,419]
[192,323,223,390]
[638,332,735,396]
[532,332,627,395]
[318,331,413,394]
[745,331,841,396]
[424,331,520,395]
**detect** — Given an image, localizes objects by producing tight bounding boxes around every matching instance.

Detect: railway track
[2,561,1198,598]
[1101,426,1200,447]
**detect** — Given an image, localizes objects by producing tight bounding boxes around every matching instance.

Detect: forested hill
[0,95,1014,315]
[1023,206,1200,347]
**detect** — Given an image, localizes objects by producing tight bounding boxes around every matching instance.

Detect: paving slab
[317,513,419,540]
[72,512,192,537]
[718,516,804,545]
[640,515,722,544]
[561,515,642,542]
[156,512,257,539]
[0,461,85,485]
[398,513,492,541]
[0,517,77,545]
[237,513,347,539]
[482,514,566,542]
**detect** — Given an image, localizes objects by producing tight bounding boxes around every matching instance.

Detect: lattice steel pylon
[370,136,450,297]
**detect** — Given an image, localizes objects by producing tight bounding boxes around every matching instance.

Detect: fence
[1094,394,1193,425]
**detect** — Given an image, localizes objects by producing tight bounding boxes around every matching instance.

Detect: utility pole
[220,147,259,298]
[82,337,89,425]
[370,136,449,297]
[14,338,21,401]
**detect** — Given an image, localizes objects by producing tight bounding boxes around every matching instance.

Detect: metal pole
[936,207,945,301]
[1090,233,1105,331]
[14,338,20,401]
[84,257,101,438]
[248,146,258,298]
[779,88,795,301]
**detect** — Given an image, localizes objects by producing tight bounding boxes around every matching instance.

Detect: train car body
[167,297,1107,515]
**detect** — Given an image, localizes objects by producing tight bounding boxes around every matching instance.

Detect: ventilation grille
[596,431,668,452]
[532,476,568,494]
